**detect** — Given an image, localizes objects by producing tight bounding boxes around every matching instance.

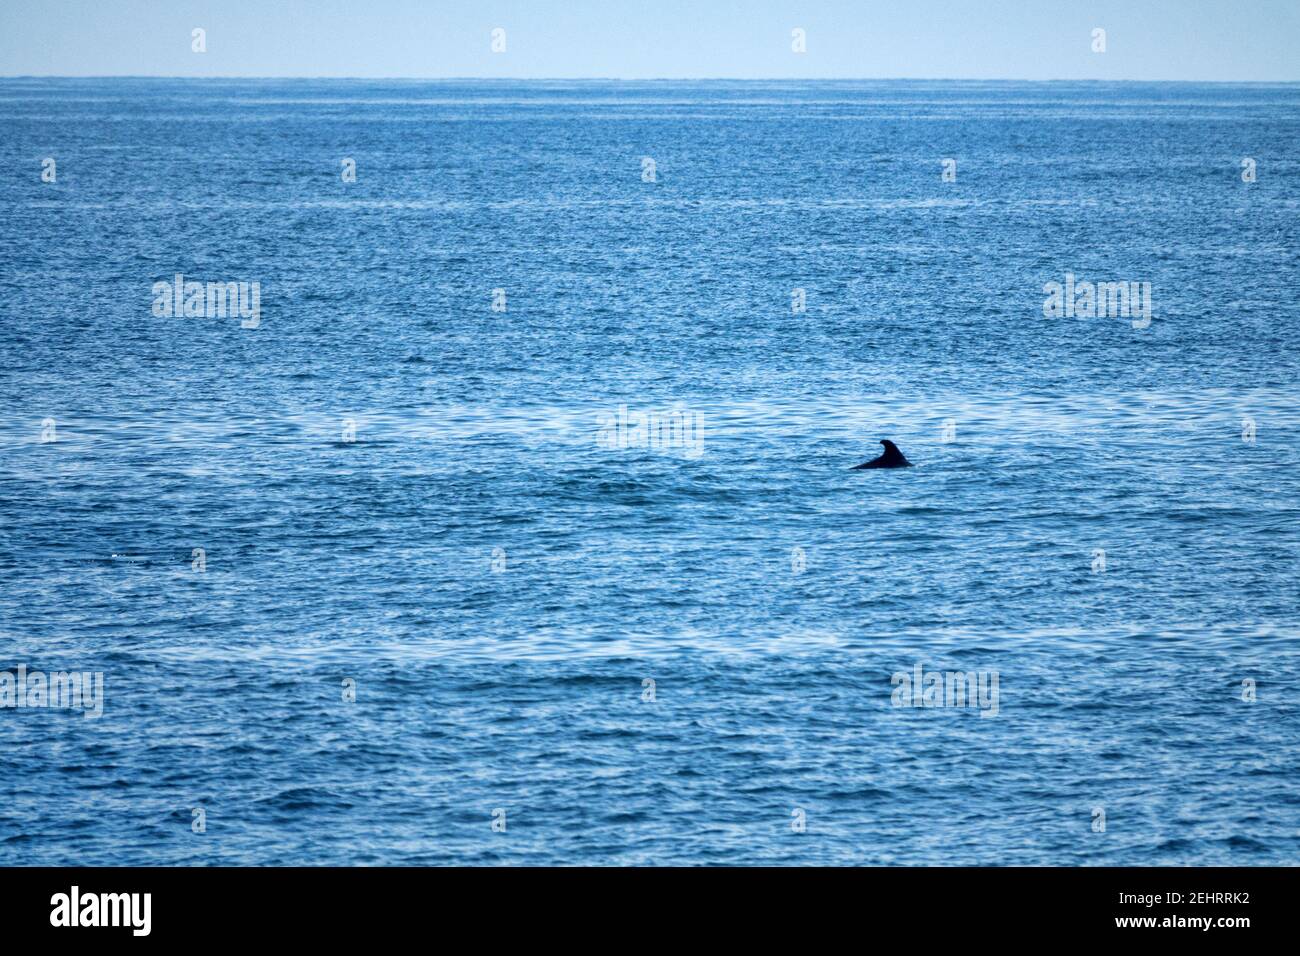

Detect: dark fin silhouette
[852,439,912,470]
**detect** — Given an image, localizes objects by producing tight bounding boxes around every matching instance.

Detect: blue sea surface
[1,79,1298,865]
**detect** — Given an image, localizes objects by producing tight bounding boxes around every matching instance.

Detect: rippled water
[1,79,1298,865]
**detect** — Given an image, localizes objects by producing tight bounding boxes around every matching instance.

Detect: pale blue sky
[1,0,1296,81]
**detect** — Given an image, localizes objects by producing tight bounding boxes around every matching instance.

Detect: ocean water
[1,79,1298,865]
